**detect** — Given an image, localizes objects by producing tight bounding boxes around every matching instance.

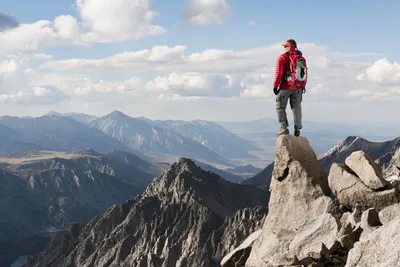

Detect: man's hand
[273,88,279,95]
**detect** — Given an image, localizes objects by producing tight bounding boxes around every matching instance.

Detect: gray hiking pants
[276,89,303,130]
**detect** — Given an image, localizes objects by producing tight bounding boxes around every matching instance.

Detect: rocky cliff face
[24,158,269,267]
[223,135,400,267]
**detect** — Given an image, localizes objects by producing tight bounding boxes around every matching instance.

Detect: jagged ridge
[24,158,269,267]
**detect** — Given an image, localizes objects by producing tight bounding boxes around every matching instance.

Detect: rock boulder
[244,136,340,266]
[345,151,388,190]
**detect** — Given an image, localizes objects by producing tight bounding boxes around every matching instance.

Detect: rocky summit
[24,158,269,267]
[223,135,400,267]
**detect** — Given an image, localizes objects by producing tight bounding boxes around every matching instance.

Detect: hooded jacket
[273,49,304,90]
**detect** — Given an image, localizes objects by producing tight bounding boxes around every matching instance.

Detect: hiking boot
[277,127,289,136]
[294,128,300,137]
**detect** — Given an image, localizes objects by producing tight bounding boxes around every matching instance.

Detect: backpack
[284,51,308,90]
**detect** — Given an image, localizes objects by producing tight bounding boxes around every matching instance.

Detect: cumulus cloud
[0,59,68,105]
[0,12,19,31]
[41,43,334,74]
[0,21,58,55]
[2,40,397,111]
[182,0,230,25]
[356,58,400,84]
[0,86,67,105]
[37,42,396,102]
[41,45,187,71]
[74,0,165,43]
[147,72,236,98]
[0,0,165,56]
[309,84,330,95]
[70,77,142,96]
[239,70,273,99]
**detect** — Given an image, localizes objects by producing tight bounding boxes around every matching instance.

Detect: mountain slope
[0,123,40,156]
[0,150,162,267]
[24,158,269,267]
[148,119,261,159]
[44,111,98,125]
[90,111,231,165]
[0,115,134,155]
[64,112,98,125]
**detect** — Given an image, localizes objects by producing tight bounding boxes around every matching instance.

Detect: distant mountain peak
[109,110,129,117]
[44,110,63,117]
[191,119,212,125]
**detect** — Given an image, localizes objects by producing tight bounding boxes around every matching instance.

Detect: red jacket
[273,49,304,90]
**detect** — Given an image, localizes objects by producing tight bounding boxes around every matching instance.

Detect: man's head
[282,39,297,51]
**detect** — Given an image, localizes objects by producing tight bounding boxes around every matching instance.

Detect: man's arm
[273,55,285,89]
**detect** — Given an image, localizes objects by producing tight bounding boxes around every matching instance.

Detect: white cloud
[41,45,187,71]
[53,15,80,40]
[0,59,20,73]
[72,77,142,96]
[391,87,400,94]
[31,72,143,97]
[74,0,165,43]
[371,92,392,99]
[0,58,68,105]
[41,43,333,74]
[239,70,273,99]
[1,39,398,123]
[0,0,165,56]
[147,72,236,98]
[348,90,373,97]
[183,0,230,25]
[309,84,329,94]
[36,42,396,104]
[33,86,52,97]
[0,91,29,102]
[0,21,58,55]
[0,86,67,105]
[356,58,400,84]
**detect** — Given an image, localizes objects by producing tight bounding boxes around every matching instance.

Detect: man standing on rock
[273,39,308,137]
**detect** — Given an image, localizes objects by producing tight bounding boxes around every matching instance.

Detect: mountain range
[2,110,398,172]
[142,118,261,159]
[0,115,133,155]
[0,111,268,170]
[0,110,398,266]
[89,111,233,166]
[0,144,261,267]
[0,149,164,267]
[22,133,400,267]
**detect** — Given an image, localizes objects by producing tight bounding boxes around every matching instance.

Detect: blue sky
[2,0,398,59]
[0,0,399,124]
